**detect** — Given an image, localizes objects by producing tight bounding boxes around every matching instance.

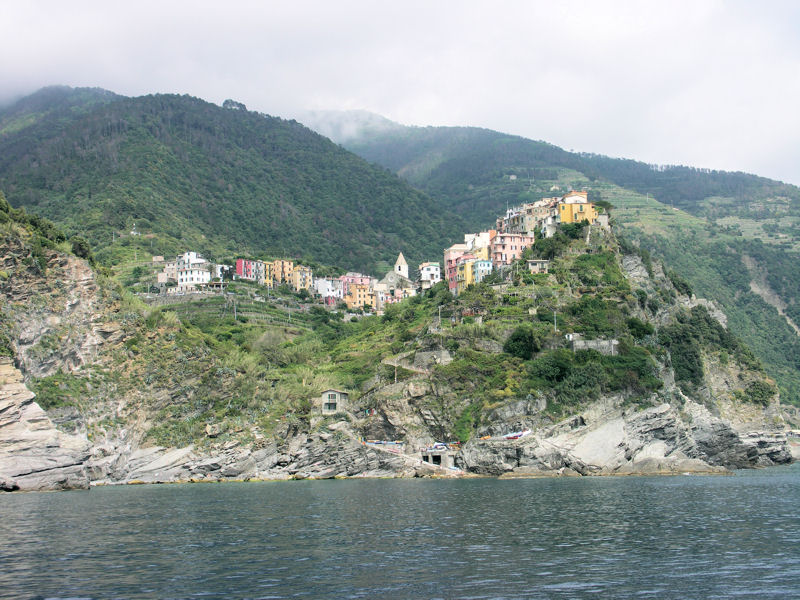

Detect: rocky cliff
[0,354,452,490]
[459,398,790,477]
[0,219,794,491]
[0,360,91,490]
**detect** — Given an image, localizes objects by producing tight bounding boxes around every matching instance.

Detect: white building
[175,251,211,292]
[464,231,493,252]
[418,262,441,290]
[314,277,343,305]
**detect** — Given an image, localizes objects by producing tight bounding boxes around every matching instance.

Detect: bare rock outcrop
[0,359,91,490]
[458,398,791,477]
[1,245,107,378]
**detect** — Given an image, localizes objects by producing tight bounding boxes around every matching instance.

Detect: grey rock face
[458,399,791,477]
[0,360,91,491]
[621,255,650,283]
[1,248,106,379]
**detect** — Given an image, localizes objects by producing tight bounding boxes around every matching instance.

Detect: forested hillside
[327,120,800,228]
[0,87,465,274]
[304,113,800,404]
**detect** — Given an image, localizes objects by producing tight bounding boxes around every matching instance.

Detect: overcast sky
[3,1,800,185]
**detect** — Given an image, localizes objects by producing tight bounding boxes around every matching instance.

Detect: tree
[561,222,587,239]
[503,325,544,360]
[71,236,94,264]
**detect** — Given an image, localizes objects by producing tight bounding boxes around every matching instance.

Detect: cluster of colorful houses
[153,255,313,295]
[152,190,604,312]
[442,190,606,295]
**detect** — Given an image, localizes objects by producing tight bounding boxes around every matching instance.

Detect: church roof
[395,252,407,266]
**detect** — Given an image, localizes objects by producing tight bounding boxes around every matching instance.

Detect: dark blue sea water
[2,466,799,599]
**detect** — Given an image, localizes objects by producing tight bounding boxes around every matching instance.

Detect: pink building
[338,272,372,298]
[443,243,469,293]
[490,232,535,267]
[235,258,265,283]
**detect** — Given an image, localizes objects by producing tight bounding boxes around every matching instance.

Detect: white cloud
[1,0,799,184]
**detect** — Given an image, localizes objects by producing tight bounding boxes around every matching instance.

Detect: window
[324,402,337,412]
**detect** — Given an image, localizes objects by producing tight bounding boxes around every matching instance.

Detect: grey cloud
[1,0,799,184]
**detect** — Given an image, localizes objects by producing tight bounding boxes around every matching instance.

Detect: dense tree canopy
[0,87,466,273]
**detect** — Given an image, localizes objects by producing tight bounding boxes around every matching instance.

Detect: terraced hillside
[302,114,800,404]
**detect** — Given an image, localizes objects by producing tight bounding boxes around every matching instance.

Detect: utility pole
[438,305,443,349]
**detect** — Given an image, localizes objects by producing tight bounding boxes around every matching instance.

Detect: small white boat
[503,429,531,440]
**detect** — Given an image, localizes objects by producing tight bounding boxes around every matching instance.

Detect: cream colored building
[318,389,349,414]
[272,259,294,284]
[291,265,313,292]
[394,252,409,279]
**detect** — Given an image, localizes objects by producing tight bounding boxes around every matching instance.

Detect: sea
[2,465,799,600]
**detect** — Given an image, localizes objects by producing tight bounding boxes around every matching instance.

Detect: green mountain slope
[305,113,800,404]
[0,88,465,274]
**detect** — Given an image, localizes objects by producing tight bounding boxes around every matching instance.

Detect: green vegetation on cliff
[328,119,800,404]
[78,227,792,445]
[0,192,777,450]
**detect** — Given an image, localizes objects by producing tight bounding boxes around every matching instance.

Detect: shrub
[453,403,482,442]
[529,349,574,383]
[735,380,778,406]
[627,317,654,339]
[71,235,94,263]
[635,289,648,309]
[562,222,587,239]
[667,270,693,297]
[503,325,544,360]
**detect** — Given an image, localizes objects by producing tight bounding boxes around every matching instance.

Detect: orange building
[344,283,375,311]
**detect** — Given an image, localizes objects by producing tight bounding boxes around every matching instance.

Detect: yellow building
[291,265,313,292]
[558,201,598,224]
[263,261,274,288]
[471,245,490,261]
[455,256,477,295]
[344,283,375,311]
[272,259,294,284]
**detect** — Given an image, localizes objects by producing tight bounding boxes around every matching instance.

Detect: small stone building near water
[318,389,349,415]
[420,444,458,469]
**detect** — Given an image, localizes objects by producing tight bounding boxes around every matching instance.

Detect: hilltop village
[1,178,795,494]
[152,190,606,312]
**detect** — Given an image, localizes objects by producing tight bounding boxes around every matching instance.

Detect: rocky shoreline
[1,359,794,492]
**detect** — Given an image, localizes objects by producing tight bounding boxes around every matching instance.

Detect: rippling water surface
[2,466,799,599]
